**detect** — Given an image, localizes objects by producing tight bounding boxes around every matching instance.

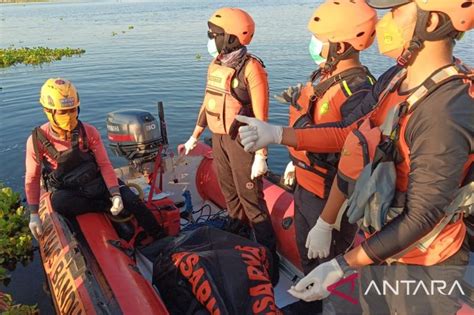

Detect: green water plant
[0,184,34,279]
[0,184,37,314]
[0,266,9,282]
[0,47,85,68]
[0,292,38,315]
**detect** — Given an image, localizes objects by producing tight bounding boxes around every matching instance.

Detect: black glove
[274,83,303,109]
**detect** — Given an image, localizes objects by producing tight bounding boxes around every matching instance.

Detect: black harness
[32,121,103,195]
[290,67,375,198]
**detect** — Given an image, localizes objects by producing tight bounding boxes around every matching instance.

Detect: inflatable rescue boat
[36,103,474,314]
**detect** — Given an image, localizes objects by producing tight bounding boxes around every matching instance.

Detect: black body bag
[148,226,279,315]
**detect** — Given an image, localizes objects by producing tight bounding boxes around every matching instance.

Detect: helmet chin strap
[396,37,423,67]
[321,42,356,76]
[397,9,457,67]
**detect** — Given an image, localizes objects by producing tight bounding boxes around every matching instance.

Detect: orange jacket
[364,87,469,265]
[288,68,375,198]
[337,64,473,265]
[292,66,403,153]
[196,56,268,132]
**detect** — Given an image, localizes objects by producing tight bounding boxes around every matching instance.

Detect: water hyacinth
[0,184,34,282]
[0,46,85,68]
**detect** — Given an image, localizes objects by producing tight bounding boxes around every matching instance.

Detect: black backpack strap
[31,128,42,164]
[231,54,262,110]
[405,65,471,114]
[234,54,255,89]
[32,127,60,161]
[245,53,265,68]
[77,120,88,150]
[313,66,370,98]
[304,67,372,120]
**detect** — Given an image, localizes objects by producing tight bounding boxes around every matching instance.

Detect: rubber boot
[281,300,322,315]
[223,217,252,240]
[111,220,136,241]
[252,219,280,286]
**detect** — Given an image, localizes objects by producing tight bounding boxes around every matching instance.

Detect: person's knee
[119,185,139,202]
[120,186,148,213]
[51,191,69,215]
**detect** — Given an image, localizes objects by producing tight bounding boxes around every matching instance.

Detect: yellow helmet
[39,78,80,110]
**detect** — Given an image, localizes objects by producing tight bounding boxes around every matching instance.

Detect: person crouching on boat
[179,8,279,285]
[26,78,165,241]
[278,1,470,313]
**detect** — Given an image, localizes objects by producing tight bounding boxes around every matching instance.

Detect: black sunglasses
[207,30,224,39]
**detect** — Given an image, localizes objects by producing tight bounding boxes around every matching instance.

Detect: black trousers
[294,184,358,275]
[358,238,469,315]
[50,179,162,236]
[212,134,277,253]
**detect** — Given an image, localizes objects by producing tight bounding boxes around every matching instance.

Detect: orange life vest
[288,67,374,198]
[338,63,473,265]
[203,56,264,135]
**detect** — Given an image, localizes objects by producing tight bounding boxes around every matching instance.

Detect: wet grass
[0,46,85,68]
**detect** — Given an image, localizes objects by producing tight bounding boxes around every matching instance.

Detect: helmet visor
[367,0,411,9]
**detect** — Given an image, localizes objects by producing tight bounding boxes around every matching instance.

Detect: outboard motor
[105,104,170,239]
[106,109,164,164]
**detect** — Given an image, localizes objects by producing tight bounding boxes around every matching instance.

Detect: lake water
[1,0,473,312]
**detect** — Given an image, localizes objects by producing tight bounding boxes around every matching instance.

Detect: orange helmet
[208,8,255,46]
[308,0,377,51]
[40,78,80,110]
[415,0,474,32]
[367,0,473,32]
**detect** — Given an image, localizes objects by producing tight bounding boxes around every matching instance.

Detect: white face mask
[308,35,327,65]
[207,38,219,58]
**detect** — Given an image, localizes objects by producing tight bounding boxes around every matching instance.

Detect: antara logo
[363,280,465,296]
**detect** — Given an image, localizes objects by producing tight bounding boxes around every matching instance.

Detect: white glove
[251,154,268,180]
[235,115,283,152]
[183,136,198,155]
[110,195,124,216]
[288,258,343,302]
[29,213,43,240]
[283,161,296,186]
[306,217,333,260]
